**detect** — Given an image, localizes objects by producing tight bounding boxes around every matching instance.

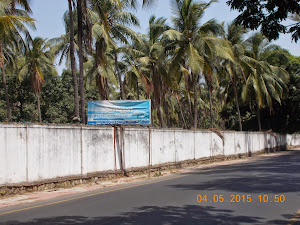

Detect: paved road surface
[0,150,299,225]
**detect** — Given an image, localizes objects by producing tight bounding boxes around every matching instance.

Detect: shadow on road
[3,205,297,225]
[2,205,265,225]
[173,151,300,194]
[2,151,299,225]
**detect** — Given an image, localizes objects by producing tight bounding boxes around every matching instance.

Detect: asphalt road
[0,150,299,225]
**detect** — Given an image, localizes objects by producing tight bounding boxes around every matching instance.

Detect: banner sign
[88,100,151,125]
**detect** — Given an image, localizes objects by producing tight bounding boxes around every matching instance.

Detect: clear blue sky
[30,0,300,73]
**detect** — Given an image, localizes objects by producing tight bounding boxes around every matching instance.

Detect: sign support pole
[148,125,151,178]
[120,125,124,173]
[113,126,117,174]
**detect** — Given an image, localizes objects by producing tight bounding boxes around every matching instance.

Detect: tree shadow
[2,205,264,225]
[2,152,299,225]
[176,151,300,193]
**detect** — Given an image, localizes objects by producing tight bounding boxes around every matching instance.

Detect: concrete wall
[287,134,300,146]
[0,124,298,186]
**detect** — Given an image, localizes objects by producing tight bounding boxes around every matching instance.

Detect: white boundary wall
[0,124,298,186]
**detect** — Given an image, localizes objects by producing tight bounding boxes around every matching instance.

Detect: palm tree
[9,0,32,15]
[85,47,118,100]
[0,1,35,121]
[88,0,140,100]
[77,0,86,123]
[67,0,80,122]
[121,43,151,100]
[18,37,57,123]
[50,11,81,65]
[164,0,233,128]
[113,47,125,99]
[76,0,152,107]
[137,16,170,127]
[222,22,248,131]
[51,4,80,122]
[242,33,289,131]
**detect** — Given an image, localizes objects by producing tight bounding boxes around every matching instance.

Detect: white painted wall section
[151,130,175,165]
[0,124,298,186]
[0,126,27,184]
[82,127,115,174]
[195,131,211,159]
[175,130,195,162]
[27,126,82,182]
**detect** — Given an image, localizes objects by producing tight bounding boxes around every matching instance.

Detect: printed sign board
[88,100,151,125]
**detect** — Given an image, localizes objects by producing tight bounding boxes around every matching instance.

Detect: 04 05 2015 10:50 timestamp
[196,194,286,203]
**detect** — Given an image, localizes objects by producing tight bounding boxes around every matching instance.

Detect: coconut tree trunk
[208,85,213,128]
[193,73,198,129]
[96,74,108,100]
[114,50,124,100]
[233,75,242,131]
[136,80,139,100]
[177,96,187,129]
[68,0,80,123]
[256,106,262,131]
[152,65,164,128]
[184,73,193,129]
[157,102,164,128]
[37,95,42,123]
[18,88,24,120]
[77,0,86,124]
[163,96,171,128]
[0,41,12,122]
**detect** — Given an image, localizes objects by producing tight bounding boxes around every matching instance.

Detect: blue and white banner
[88,100,151,125]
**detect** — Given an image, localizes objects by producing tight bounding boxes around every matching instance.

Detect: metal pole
[148,125,151,178]
[113,126,117,174]
[120,125,124,172]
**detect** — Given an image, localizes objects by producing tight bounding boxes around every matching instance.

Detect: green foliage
[41,72,74,123]
[226,0,300,42]
[0,0,298,133]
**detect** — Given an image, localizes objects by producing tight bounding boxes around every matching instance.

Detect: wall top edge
[0,123,298,135]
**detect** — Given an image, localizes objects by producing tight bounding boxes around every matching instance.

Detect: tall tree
[227,0,300,42]
[77,0,86,123]
[138,16,170,127]
[164,0,233,128]
[242,33,289,131]
[222,22,248,131]
[0,1,34,121]
[88,0,140,100]
[67,0,80,122]
[18,37,57,123]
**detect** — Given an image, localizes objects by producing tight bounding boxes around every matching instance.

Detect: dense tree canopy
[226,0,300,42]
[0,0,299,133]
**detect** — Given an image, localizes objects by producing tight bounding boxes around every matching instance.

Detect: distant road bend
[0,150,299,225]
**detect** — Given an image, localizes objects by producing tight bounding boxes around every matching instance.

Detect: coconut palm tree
[9,0,32,15]
[163,0,233,128]
[68,0,80,122]
[221,22,248,131]
[49,11,78,67]
[50,5,80,122]
[242,33,289,131]
[120,42,152,101]
[0,0,35,121]
[18,37,57,123]
[76,0,86,123]
[85,47,118,100]
[136,16,171,127]
[88,0,140,100]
